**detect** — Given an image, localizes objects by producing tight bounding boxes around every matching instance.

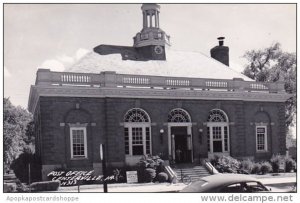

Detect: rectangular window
[224,126,228,152]
[212,126,222,152]
[132,127,144,155]
[145,127,151,154]
[207,127,210,152]
[70,127,87,158]
[256,126,267,151]
[213,141,223,152]
[124,125,151,156]
[124,128,129,155]
[212,127,222,139]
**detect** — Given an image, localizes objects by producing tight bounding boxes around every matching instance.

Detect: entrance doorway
[171,126,192,163]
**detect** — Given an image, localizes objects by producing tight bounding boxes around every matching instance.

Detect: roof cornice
[28,85,292,114]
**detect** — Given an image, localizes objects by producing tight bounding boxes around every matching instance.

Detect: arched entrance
[167,108,193,163]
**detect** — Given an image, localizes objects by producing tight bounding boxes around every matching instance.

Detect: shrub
[260,162,273,174]
[251,163,262,174]
[30,181,60,192]
[211,155,241,173]
[138,155,164,170]
[219,156,241,169]
[157,172,168,183]
[10,152,41,183]
[240,159,254,174]
[137,155,164,183]
[143,168,156,182]
[4,183,17,193]
[270,154,285,172]
[209,155,220,167]
[285,157,296,172]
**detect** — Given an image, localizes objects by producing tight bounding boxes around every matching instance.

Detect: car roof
[202,174,257,184]
[181,174,260,193]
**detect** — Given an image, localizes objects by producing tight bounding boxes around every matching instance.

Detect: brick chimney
[210,37,229,66]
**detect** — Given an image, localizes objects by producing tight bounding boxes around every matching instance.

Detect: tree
[3,98,34,171]
[243,43,296,128]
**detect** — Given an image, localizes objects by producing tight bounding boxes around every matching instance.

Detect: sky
[3,3,296,108]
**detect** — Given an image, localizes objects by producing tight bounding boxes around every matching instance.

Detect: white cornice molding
[28,85,292,114]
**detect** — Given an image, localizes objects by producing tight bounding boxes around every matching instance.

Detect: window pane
[212,127,222,140]
[145,127,151,154]
[124,108,150,122]
[132,146,144,155]
[256,127,266,151]
[124,128,129,155]
[213,141,222,152]
[257,134,265,150]
[207,127,210,152]
[132,127,144,155]
[125,126,151,156]
[132,127,143,145]
[72,129,85,157]
[167,108,191,122]
[207,109,228,122]
[224,126,228,151]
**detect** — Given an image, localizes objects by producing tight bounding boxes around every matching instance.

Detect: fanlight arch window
[207,109,228,122]
[168,108,191,123]
[124,108,150,123]
[124,108,151,156]
[206,109,230,154]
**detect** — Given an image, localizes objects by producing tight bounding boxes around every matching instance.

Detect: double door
[171,126,192,163]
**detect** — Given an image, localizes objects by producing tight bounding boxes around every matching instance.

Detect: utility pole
[100,144,108,193]
[28,163,31,192]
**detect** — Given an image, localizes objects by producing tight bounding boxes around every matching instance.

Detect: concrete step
[172,165,211,182]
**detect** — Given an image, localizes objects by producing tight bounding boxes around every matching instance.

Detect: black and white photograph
[2,1,297,201]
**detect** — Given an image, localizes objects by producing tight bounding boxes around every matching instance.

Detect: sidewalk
[57,182,186,193]
[56,173,296,193]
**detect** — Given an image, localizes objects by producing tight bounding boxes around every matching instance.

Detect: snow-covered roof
[66,49,253,81]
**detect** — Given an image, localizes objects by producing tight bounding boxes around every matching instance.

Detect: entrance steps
[4,170,18,183]
[172,164,211,182]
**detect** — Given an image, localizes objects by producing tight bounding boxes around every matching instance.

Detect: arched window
[207,109,228,122]
[124,108,150,122]
[124,108,151,156]
[168,108,191,123]
[207,109,230,154]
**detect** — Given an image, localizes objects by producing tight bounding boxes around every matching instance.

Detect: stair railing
[203,159,219,175]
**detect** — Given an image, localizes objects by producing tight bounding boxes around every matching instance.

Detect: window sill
[125,155,145,157]
[256,150,268,153]
[71,157,88,160]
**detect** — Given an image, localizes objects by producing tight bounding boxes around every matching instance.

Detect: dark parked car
[181,174,271,193]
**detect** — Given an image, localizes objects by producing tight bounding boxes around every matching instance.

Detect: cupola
[133,4,170,48]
